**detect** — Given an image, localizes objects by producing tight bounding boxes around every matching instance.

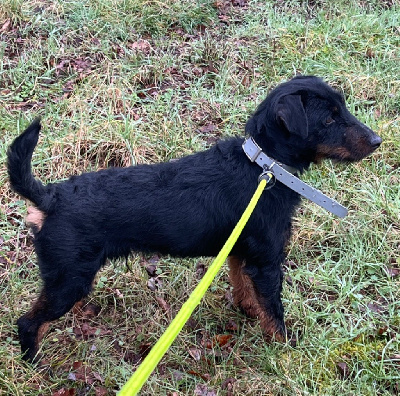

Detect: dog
[7,76,382,361]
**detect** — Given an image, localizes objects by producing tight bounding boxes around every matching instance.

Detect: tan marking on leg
[23,291,50,356]
[26,206,45,231]
[228,256,284,341]
[37,322,50,344]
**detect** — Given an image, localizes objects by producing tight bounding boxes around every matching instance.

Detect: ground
[0,0,399,395]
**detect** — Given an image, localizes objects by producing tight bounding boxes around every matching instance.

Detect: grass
[1,0,399,394]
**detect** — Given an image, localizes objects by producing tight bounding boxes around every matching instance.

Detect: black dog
[8,76,381,361]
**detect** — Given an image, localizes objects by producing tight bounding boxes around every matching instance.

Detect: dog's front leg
[228,256,285,341]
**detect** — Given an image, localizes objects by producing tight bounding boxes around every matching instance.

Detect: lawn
[0,0,399,394]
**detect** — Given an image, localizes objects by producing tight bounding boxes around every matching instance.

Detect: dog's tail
[7,118,49,210]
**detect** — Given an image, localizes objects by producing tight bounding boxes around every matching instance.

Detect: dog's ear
[276,94,308,138]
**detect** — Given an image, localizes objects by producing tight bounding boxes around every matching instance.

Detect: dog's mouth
[316,130,382,163]
[315,145,379,163]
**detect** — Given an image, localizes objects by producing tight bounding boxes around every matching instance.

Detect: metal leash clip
[258,162,276,190]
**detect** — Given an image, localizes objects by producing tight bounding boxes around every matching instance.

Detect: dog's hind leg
[228,256,285,341]
[17,265,99,361]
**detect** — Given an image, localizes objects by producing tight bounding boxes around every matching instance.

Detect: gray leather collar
[242,137,348,218]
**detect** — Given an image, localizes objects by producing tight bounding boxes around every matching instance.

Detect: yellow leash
[118,178,267,395]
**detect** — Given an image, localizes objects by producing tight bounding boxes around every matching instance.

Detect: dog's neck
[250,135,313,173]
[242,137,348,218]
[242,137,298,175]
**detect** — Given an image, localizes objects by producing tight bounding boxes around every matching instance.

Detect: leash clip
[258,162,276,190]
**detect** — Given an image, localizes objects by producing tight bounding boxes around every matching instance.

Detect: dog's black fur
[8,76,382,361]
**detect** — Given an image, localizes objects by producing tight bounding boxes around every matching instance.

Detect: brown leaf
[221,377,236,394]
[72,361,83,370]
[386,265,400,278]
[1,19,11,32]
[130,40,151,52]
[188,347,202,361]
[367,302,385,313]
[156,297,170,313]
[198,124,218,134]
[194,384,217,396]
[123,350,141,364]
[377,326,389,336]
[226,319,238,332]
[195,262,206,278]
[186,318,200,330]
[232,0,248,6]
[139,342,152,359]
[73,323,111,339]
[285,260,298,270]
[171,370,185,381]
[189,370,211,381]
[147,276,162,291]
[113,288,124,298]
[93,372,104,383]
[52,389,76,396]
[366,48,375,58]
[337,362,349,379]
[94,387,108,396]
[81,303,101,318]
[214,334,233,347]
[145,264,157,277]
[73,59,92,72]
[224,289,234,305]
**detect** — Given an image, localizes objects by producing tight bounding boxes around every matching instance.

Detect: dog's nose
[369,134,382,149]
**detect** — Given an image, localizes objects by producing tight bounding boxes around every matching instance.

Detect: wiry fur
[7,76,381,361]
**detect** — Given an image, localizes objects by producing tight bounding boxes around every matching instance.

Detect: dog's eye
[325,117,335,126]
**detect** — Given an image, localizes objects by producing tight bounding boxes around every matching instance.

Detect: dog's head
[246,76,382,169]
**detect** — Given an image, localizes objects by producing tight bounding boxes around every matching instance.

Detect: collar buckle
[242,137,263,162]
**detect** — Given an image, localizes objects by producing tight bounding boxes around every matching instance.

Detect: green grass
[1,0,399,394]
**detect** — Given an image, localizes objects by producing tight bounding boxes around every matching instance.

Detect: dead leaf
[225,289,234,304]
[93,372,104,383]
[188,347,202,361]
[186,318,200,330]
[196,262,206,278]
[82,303,101,318]
[377,326,389,336]
[73,323,111,339]
[194,384,217,396]
[1,19,11,33]
[337,362,349,379]
[189,370,212,381]
[145,264,157,277]
[171,370,185,381]
[386,265,400,278]
[156,297,170,312]
[285,260,298,269]
[147,276,162,291]
[367,302,385,313]
[52,389,76,396]
[139,342,152,359]
[214,334,233,347]
[94,387,108,396]
[221,377,236,394]
[198,124,218,134]
[122,350,141,364]
[130,40,151,52]
[226,319,238,332]
[232,0,248,6]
